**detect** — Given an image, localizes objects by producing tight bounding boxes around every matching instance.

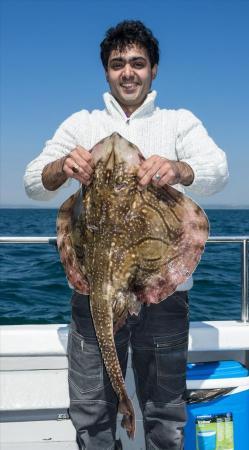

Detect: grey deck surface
[1,418,146,450]
[1,443,78,449]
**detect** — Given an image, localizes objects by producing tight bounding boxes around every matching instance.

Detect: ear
[105,71,109,82]
[151,64,158,80]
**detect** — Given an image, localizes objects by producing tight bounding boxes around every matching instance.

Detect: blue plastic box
[185,361,249,450]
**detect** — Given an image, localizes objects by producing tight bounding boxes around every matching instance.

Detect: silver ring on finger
[154,172,161,181]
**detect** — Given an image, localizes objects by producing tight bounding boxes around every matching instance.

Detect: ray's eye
[115,183,127,191]
[114,175,128,191]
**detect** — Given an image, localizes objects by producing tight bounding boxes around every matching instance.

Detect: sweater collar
[103,90,157,121]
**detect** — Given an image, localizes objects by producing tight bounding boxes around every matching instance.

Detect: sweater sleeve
[23,110,90,201]
[175,109,229,196]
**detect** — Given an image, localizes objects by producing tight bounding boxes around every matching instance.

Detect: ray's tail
[119,395,135,439]
[90,298,135,439]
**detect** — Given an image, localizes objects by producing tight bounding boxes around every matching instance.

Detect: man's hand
[62,146,94,186]
[137,155,194,189]
[42,146,94,191]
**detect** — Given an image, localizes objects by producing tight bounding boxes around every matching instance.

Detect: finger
[154,168,179,187]
[156,174,170,187]
[159,164,180,186]
[71,154,94,177]
[152,171,162,183]
[64,159,91,183]
[66,158,83,175]
[65,157,92,181]
[69,170,92,185]
[138,160,163,187]
[72,165,79,174]
[137,155,171,183]
[137,156,158,178]
[73,146,95,169]
[152,159,178,184]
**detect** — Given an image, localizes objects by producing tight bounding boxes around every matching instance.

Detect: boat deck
[1,420,78,450]
[1,321,249,450]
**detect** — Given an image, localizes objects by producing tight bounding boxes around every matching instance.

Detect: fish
[56,132,209,439]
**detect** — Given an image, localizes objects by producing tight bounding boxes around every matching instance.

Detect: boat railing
[0,235,248,323]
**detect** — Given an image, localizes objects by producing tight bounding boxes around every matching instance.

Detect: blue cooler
[185,360,249,450]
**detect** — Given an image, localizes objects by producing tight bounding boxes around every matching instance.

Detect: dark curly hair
[100,20,159,70]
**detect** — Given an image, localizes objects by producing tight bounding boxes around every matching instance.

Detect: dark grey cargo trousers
[67,291,189,450]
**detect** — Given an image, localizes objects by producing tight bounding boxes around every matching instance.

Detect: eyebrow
[109,56,147,63]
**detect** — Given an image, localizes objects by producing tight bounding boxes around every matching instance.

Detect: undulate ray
[57,132,209,438]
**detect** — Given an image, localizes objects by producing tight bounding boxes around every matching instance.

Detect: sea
[0,208,248,325]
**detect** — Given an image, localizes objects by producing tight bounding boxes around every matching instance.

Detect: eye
[111,62,124,70]
[132,62,145,69]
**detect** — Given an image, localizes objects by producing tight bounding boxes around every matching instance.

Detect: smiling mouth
[120,83,139,89]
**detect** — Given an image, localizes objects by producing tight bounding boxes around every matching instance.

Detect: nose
[121,63,134,80]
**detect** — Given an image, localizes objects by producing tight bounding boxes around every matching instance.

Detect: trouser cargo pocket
[154,331,188,395]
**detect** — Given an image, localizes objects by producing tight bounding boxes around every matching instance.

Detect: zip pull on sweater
[103,90,157,122]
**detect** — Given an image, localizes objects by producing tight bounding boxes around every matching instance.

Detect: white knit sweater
[24,90,229,291]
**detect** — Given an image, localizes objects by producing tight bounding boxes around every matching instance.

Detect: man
[24,20,228,450]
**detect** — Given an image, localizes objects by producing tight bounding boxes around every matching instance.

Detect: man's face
[106,44,157,114]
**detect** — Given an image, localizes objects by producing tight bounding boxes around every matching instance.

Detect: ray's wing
[56,187,89,294]
[133,183,209,304]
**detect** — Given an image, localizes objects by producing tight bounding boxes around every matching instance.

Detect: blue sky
[1,0,249,207]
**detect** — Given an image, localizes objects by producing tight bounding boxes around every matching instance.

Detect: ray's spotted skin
[56,133,209,438]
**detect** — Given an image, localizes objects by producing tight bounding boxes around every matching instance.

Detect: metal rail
[0,236,248,323]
